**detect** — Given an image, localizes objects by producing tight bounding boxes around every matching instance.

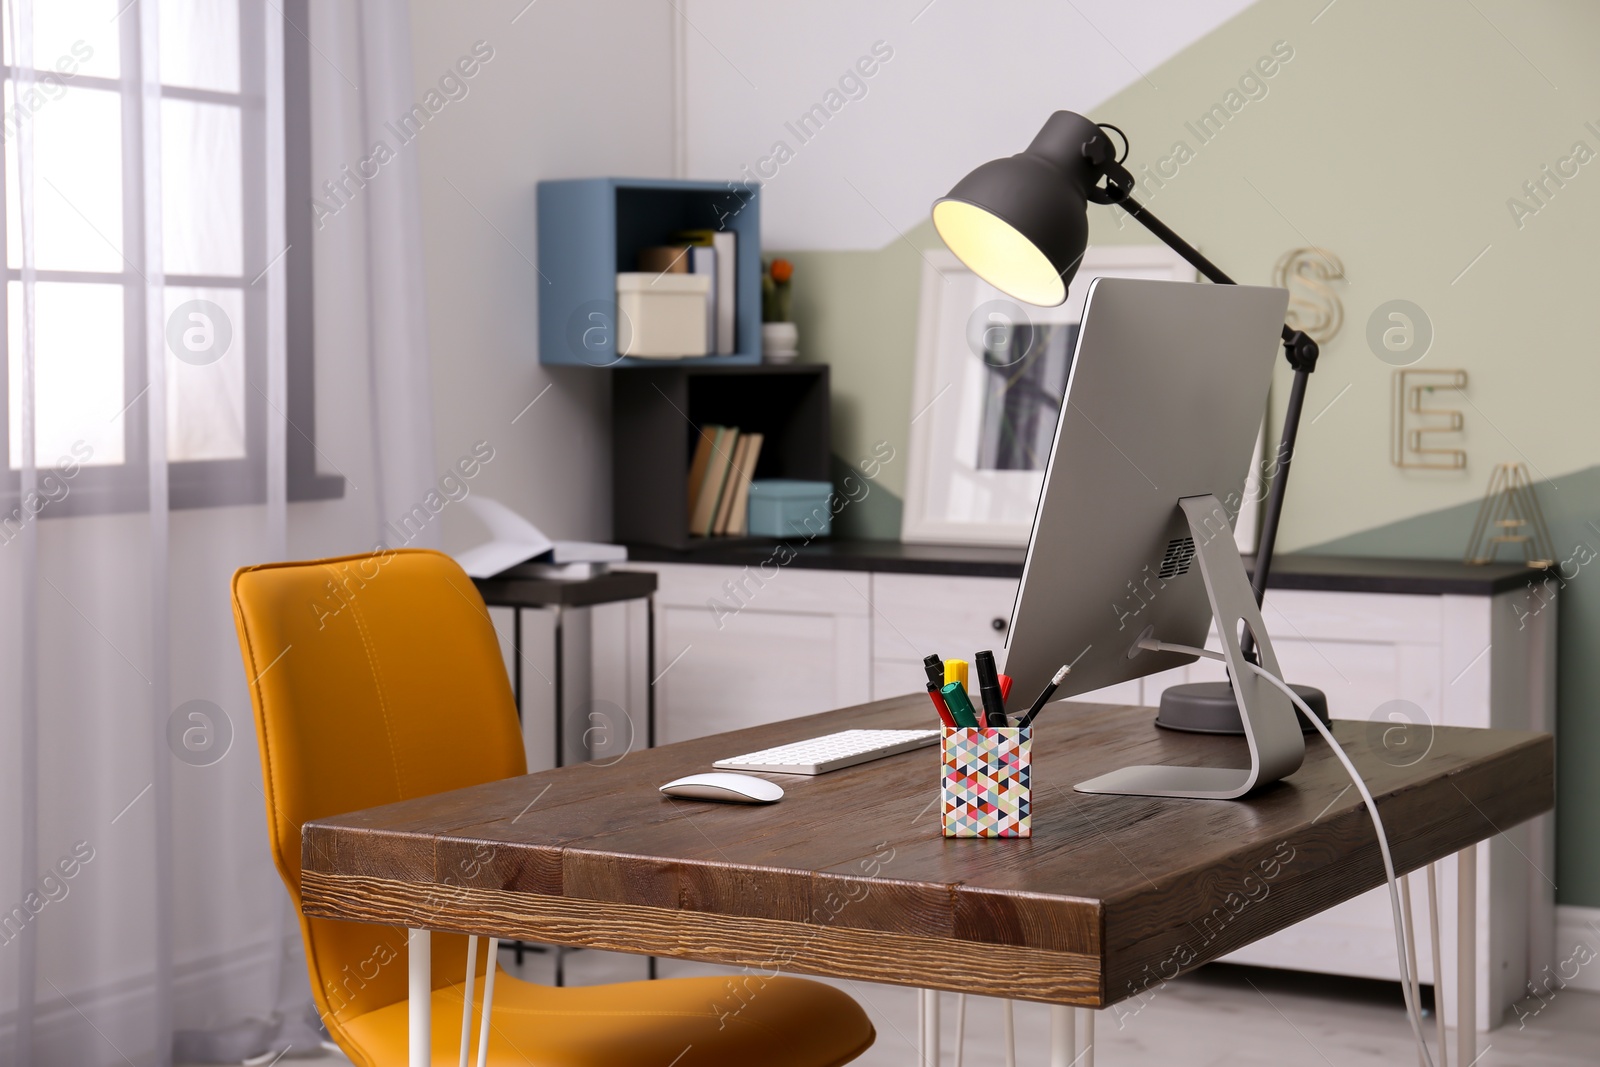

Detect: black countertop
[625,539,1026,579]
[623,539,1549,597]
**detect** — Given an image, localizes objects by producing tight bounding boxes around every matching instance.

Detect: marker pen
[944,658,969,690]
[941,681,981,728]
[923,654,957,728]
[974,650,1006,727]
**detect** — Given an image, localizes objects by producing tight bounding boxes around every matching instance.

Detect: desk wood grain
[299,696,1552,1007]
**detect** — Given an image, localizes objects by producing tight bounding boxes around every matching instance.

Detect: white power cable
[1138,638,1437,1067]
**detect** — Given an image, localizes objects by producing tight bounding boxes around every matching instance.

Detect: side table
[471,567,658,761]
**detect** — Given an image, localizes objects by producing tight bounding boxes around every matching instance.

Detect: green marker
[941,681,981,728]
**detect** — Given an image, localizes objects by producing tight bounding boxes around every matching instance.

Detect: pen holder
[940,725,1032,838]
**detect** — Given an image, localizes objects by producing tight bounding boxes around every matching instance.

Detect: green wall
[783,0,1600,904]
[787,240,928,538]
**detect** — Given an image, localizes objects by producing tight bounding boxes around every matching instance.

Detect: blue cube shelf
[536,177,762,368]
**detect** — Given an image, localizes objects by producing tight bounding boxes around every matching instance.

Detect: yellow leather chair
[231,548,875,1067]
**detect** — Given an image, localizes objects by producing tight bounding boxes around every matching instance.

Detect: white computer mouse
[659,772,784,804]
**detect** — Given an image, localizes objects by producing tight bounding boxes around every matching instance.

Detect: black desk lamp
[933,110,1329,733]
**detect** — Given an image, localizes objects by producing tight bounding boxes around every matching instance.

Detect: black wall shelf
[612,364,830,549]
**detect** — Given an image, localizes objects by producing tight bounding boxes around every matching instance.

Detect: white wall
[681,0,1257,249]
[408,0,679,549]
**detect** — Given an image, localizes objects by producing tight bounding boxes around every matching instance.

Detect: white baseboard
[1553,905,1600,994]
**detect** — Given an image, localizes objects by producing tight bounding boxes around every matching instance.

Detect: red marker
[999,674,1014,704]
[923,653,957,728]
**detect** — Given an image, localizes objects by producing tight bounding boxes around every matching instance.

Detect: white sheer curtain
[1,1,435,1064]
[314,0,440,550]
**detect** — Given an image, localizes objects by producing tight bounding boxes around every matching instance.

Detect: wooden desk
[301,694,1552,1065]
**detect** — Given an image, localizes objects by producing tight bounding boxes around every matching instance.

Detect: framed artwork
[902,245,1266,552]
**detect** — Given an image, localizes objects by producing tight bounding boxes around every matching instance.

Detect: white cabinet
[628,560,1555,1029]
[639,563,871,744]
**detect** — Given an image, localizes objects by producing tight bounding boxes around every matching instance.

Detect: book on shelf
[686,425,716,519]
[686,426,763,538]
[712,231,735,354]
[675,229,736,355]
[713,434,749,535]
[723,432,761,536]
[710,437,738,536]
[689,245,717,355]
[688,425,738,537]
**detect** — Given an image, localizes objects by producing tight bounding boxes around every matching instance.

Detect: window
[1,0,337,515]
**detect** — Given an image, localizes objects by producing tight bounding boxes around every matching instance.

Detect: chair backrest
[231,549,524,1039]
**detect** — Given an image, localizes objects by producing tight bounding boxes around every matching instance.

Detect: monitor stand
[1074,495,1306,800]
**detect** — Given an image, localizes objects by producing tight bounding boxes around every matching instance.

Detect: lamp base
[1156,680,1329,735]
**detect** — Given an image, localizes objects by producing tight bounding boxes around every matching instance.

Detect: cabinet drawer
[656,603,870,743]
[1263,589,1441,645]
[871,572,1019,665]
[630,562,871,617]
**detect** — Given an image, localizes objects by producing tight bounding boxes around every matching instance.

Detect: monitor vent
[1157,537,1197,580]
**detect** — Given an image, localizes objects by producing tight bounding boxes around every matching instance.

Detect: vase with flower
[761,257,799,363]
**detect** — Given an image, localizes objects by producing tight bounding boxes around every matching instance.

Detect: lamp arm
[1107,193,1239,286]
[1102,187,1320,620]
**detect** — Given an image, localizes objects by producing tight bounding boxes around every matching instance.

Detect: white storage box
[616,272,710,358]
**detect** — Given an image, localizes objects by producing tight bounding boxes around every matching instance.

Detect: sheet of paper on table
[453,496,627,579]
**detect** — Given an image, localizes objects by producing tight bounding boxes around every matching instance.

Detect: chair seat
[338,965,876,1067]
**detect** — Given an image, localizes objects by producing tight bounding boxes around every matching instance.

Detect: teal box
[747,480,834,538]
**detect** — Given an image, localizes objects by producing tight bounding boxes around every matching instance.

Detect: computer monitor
[999,277,1305,799]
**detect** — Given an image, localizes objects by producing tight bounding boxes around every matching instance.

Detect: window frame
[0,0,340,517]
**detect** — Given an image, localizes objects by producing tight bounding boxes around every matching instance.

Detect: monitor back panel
[1001,277,1289,705]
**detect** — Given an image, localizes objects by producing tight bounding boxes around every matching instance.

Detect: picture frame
[902,245,1265,552]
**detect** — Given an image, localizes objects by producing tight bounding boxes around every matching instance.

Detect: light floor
[195,945,1600,1066]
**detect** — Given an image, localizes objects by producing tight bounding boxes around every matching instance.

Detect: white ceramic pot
[762,321,799,363]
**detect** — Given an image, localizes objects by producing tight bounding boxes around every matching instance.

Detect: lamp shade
[933,111,1112,308]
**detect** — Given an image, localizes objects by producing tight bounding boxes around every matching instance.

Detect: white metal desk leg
[1427,864,1449,1067]
[408,928,430,1067]
[1457,844,1477,1067]
[1074,1007,1095,1066]
[459,936,479,1067]
[1049,1005,1075,1067]
[920,989,940,1067]
[953,994,966,1067]
[476,938,500,1067]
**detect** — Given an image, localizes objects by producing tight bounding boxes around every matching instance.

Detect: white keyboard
[714,728,941,775]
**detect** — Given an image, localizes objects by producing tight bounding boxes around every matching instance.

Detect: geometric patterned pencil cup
[940,725,1032,838]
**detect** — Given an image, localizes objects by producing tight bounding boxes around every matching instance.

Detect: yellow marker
[944,658,969,690]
